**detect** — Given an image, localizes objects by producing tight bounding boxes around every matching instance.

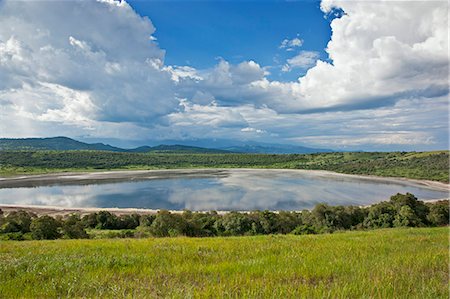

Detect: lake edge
[0,168,449,191]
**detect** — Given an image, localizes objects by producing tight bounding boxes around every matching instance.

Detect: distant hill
[219,144,333,154]
[0,137,231,154]
[146,145,231,153]
[127,144,230,153]
[125,138,335,154]
[0,137,333,154]
[0,137,124,152]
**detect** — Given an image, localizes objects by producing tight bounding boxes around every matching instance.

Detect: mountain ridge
[0,137,333,154]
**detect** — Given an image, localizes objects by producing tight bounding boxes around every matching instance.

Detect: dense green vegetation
[0,150,448,181]
[0,227,447,298]
[1,194,448,241]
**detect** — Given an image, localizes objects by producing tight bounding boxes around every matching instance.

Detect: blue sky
[0,0,447,151]
[128,0,332,80]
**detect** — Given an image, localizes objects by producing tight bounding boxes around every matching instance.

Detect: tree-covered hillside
[0,150,448,182]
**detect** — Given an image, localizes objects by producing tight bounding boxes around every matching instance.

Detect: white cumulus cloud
[279,36,304,51]
[0,0,447,150]
[282,51,320,72]
[181,0,448,114]
[0,0,177,136]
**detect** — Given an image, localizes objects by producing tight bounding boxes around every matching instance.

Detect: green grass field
[0,227,448,298]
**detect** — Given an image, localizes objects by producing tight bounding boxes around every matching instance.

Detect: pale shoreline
[0,168,448,216]
[1,198,449,217]
[0,168,448,191]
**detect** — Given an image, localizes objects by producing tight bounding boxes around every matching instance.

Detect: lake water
[0,170,447,211]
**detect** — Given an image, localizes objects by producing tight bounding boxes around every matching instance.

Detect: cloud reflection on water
[0,170,447,210]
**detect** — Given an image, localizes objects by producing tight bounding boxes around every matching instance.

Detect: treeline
[0,150,448,182]
[1,194,448,241]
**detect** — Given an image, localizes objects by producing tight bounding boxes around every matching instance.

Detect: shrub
[62,214,89,239]
[96,211,118,229]
[139,214,156,227]
[81,213,98,228]
[0,232,25,241]
[183,212,220,237]
[117,214,140,229]
[214,212,253,236]
[95,230,135,239]
[427,200,449,226]
[390,193,429,225]
[30,216,61,240]
[393,206,422,227]
[363,202,396,228]
[149,210,188,237]
[0,210,35,233]
[291,225,317,235]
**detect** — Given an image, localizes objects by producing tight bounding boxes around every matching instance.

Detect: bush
[291,225,317,235]
[280,211,304,233]
[30,216,61,240]
[363,202,396,228]
[95,211,118,229]
[149,210,188,237]
[0,210,35,233]
[214,212,253,236]
[393,206,422,227]
[139,214,156,227]
[253,211,279,234]
[427,200,449,226]
[183,211,220,237]
[90,229,135,239]
[62,214,89,239]
[81,213,98,228]
[390,193,429,225]
[117,214,140,229]
[1,221,21,234]
[0,232,25,241]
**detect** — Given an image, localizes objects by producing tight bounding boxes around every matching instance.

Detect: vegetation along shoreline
[1,193,448,240]
[1,150,448,182]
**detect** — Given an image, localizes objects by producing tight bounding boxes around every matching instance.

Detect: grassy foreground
[0,227,448,298]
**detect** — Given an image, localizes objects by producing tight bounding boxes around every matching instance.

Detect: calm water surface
[0,170,447,210]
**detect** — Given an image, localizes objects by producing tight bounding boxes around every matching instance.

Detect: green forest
[1,150,448,182]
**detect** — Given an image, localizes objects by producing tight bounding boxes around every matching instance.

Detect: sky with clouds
[0,0,448,151]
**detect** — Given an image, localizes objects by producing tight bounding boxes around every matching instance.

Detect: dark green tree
[117,214,140,229]
[426,201,449,226]
[30,216,61,240]
[390,193,429,225]
[96,211,118,229]
[81,213,98,228]
[139,214,156,227]
[149,210,188,237]
[277,211,303,234]
[214,212,252,236]
[62,214,89,239]
[363,201,396,228]
[393,206,422,227]
[1,210,35,233]
[291,224,317,235]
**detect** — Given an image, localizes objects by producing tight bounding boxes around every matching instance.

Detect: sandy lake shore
[0,168,448,190]
[0,168,448,216]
